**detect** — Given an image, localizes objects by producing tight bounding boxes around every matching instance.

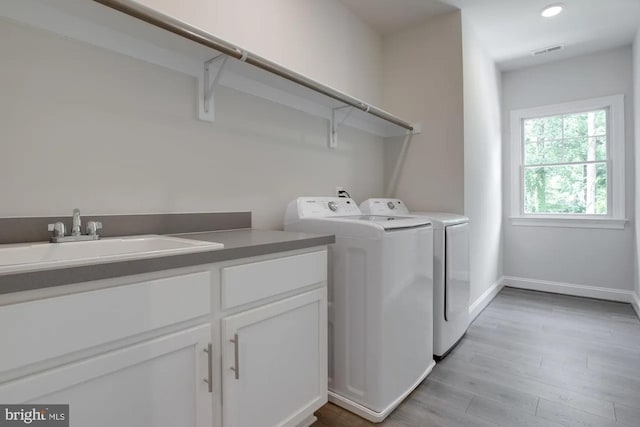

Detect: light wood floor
[312,287,640,427]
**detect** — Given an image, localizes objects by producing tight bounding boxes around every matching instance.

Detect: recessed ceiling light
[541,3,564,18]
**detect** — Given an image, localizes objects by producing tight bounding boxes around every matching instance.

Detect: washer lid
[411,212,468,228]
[334,215,431,230]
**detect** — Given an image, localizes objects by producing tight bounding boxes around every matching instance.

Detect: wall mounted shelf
[1,0,420,147]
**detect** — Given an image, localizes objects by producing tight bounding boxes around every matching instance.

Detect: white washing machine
[360,198,470,359]
[284,197,435,423]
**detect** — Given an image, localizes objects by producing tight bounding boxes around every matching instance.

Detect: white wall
[381,11,502,309]
[461,19,504,306]
[0,18,385,229]
[502,47,635,292]
[382,11,465,213]
[634,29,640,300]
[135,0,215,35]
[138,0,383,104]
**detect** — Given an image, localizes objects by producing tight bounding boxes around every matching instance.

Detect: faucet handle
[48,222,66,237]
[86,221,103,236]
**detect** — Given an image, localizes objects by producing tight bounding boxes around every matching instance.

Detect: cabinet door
[0,324,213,427]
[222,288,328,427]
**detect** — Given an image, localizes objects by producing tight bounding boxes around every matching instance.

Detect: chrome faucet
[48,208,102,243]
[72,208,82,236]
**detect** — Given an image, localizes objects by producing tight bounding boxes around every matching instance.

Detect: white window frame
[510,95,626,229]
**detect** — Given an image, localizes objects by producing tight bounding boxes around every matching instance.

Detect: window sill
[509,216,627,230]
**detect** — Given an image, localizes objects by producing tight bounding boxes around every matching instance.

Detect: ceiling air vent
[531,45,564,56]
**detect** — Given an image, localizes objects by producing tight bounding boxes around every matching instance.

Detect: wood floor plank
[414,378,474,412]
[610,314,640,325]
[614,403,640,427]
[452,339,544,368]
[536,398,620,427]
[539,352,589,369]
[385,385,495,427]
[501,288,633,315]
[586,356,640,379]
[315,404,360,427]
[428,363,539,413]
[535,366,640,410]
[609,328,640,344]
[466,395,564,427]
[469,322,640,366]
[335,408,377,427]
[476,318,640,355]
[464,326,588,367]
[463,338,640,410]
[443,353,617,420]
[539,357,640,397]
[312,288,640,427]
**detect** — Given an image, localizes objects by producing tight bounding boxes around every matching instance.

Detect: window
[523,110,607,214]
[510,95,626,229]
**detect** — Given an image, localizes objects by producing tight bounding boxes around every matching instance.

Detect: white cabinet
[0,271,211,375]
[221,288,327,427]
[0,247,328,427]
[0,324,213,427]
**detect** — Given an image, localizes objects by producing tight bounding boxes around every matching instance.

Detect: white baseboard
[632,292,640,320]
[469,277,504,321]
[503,276,634,303]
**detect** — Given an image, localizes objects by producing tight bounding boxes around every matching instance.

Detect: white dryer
[284,197,435,422]
[360,199,470,359]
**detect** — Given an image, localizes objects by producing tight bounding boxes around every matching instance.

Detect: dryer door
[445,222,470,321]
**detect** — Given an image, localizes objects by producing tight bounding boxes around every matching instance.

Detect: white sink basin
[0,235,223,275]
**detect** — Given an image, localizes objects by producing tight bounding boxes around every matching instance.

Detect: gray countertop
[0,229,334,295]
[172,229,331,249]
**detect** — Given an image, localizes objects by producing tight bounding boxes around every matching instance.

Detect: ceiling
[339,0,458,35]
[340,0,640,70]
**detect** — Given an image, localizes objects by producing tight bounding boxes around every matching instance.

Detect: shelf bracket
[329,106,354,149]
[385,130,414,197]
[385,122,422,196]
[199,54,228,122]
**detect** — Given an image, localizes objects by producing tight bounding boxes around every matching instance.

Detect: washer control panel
[295,197,361,218]
[360,198,410,215]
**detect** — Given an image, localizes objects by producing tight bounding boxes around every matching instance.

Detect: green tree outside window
[522,109,608,215]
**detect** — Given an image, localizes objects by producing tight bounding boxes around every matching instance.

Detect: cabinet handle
[203,344,213,393]
[230,333,240,380]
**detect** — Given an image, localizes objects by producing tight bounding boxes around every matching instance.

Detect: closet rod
[93,0,414,132]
